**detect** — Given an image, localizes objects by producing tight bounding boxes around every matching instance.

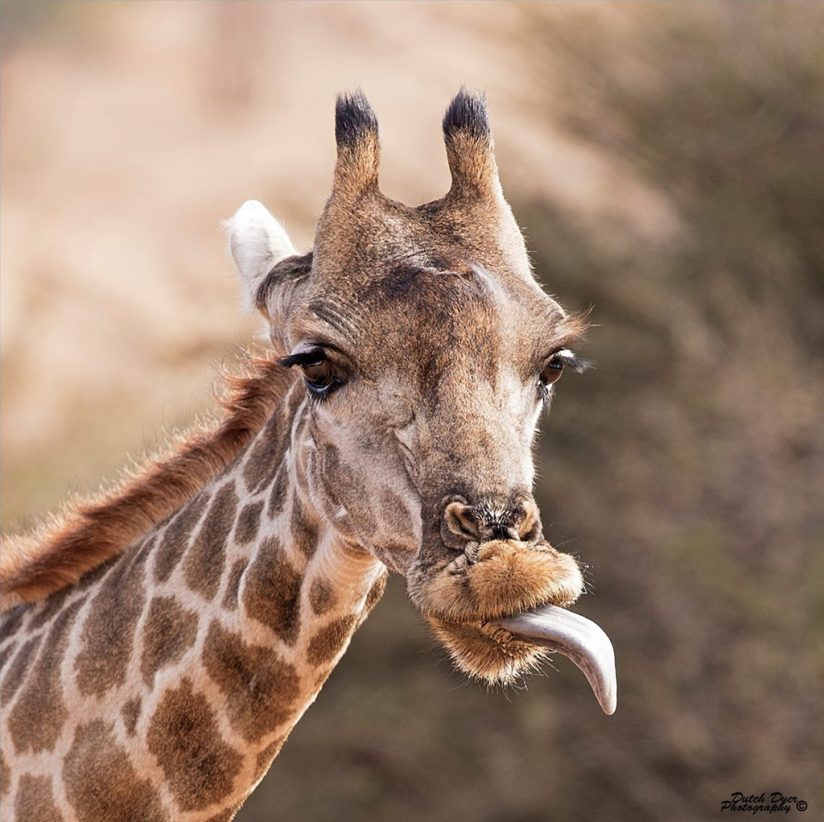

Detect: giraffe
[0,90,616,821]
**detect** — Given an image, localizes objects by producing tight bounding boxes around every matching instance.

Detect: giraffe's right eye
[301,356,338,396]
[280,348,346,399]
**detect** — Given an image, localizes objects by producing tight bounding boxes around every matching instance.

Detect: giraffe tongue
[493,604,617,715]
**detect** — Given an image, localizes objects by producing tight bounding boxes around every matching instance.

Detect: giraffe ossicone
[0,89,616,822]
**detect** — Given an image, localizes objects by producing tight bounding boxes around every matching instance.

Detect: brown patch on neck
[74,547,151,698]
[7,600,82,754]
[308,578,336,616]
[15,775,62,821]
[0,748,9,796]
[147,678,243,812]
[64,719,165,822]
[254,736,286,781]
[141,596,199,687]
[183,483,240,600]
[0,355,295,609]
[1,635,42,704]
[306,615,358,666]
[242,537,302,645]
[360,570,388,623]
[223,558,248,611]
[202,620,300,742]
[121,696,142,736]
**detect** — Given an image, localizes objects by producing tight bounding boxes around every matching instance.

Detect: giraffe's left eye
[539,352,568,387]
[537,348,589,400]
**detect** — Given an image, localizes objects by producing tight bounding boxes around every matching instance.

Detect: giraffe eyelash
[279,348,326,369]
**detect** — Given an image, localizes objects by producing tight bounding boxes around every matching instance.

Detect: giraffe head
[228,91,611,702]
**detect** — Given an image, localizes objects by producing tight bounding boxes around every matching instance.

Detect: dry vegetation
[2,2,821,820]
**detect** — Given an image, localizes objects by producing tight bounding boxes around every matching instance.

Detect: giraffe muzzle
[408,494,617,713]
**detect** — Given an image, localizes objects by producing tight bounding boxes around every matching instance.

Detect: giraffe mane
[0,351,295,611]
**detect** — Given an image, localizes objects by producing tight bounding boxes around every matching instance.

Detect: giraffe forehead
[302,191,548,352]
[297,261,556,378]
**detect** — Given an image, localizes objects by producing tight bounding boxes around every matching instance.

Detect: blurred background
[2,2,822,820]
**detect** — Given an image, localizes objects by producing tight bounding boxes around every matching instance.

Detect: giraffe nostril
[440,496,543,547]
[490,522,519,541]
[515,499,542,541]
[444,501,483,541]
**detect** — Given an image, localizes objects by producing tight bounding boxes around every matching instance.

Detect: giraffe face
[229,92,589,685]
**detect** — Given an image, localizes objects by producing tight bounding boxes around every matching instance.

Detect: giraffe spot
[154,491,210,583]
[184,484,239,601]
[291,497,319,559]
[147,678,243,812]
[363,570,388,618]
[122,697,141,736]
[0,604,27,638]
[203,620,300,743]
[255,736,285,780]
[223,559,247,611]
[243,410,287,494]
[242,537,302,645]
[141,595,199,687]
[15,775,62,821]
[28,583,73,630]
[75,554,146,697]
[64,720,164,822]
[266,465,290,518]
[0,748,8,796]
[126,534,156,575]
[7,601,81,754]
[306,615,357,666]
[78,556,120,591]
[308,578,335,616]
[205,810,236,822]
[0,642,15,671]
[235,500,263,545]
[1,635,42,704]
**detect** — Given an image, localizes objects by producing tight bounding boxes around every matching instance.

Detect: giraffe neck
[0,378,388,821]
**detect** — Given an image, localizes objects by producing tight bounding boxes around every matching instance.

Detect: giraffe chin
[426,604,618,715]
[426,615,552,686]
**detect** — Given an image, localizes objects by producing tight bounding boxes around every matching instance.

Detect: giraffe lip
[491,604,618,716]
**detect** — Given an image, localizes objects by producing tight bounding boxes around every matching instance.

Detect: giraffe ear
[226,200,297,313]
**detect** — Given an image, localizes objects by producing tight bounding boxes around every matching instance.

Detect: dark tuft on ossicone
[443,89,490,141]
[335,91,379,148]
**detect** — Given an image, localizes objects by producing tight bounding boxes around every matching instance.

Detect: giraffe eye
[302,356,337,395]
[537,348,589,400]
[280,348,346,399]
[539,353,567,387]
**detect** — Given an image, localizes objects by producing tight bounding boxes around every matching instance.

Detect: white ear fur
[225,200,296,311]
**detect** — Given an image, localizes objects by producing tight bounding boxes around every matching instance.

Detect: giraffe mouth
[408,538,617,714]
[425,605,616,715]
